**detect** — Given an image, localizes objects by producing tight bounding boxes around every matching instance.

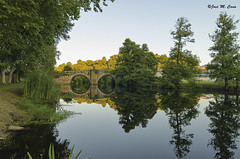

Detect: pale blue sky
[56,0,240,66]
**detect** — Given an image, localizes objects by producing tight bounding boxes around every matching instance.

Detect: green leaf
[74,149,82,159]
[27,152,33,159]
[68,145,75,159]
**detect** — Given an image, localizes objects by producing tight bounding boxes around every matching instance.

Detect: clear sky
[56,0,240,66]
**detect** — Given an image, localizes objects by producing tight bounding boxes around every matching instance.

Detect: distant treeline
[55,54,169,71]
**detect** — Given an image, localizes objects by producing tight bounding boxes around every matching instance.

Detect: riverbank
[0,83,25,140]
[181,80,239,94]
[0,82,71,140]
[0,80,238,140]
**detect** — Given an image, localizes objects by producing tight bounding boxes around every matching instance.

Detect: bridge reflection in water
[57,70,115,99]
[62,84,114,99]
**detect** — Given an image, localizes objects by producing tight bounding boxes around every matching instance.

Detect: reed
[27,144,82,159]
[24,72,60,104]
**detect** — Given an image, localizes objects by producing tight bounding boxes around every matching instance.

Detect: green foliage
[62,93,75,103]
[161,17,199,89]
[17,99,72,124]
[63,65,73,71]
[0,0,115,84]
[92,69,98,74]
[24,72,60,104]
[114,38,158,89]
[27,144,82,159]
[207,12,240,90]
[70,75,90,94]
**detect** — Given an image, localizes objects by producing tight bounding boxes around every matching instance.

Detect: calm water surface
[1,91,240,159]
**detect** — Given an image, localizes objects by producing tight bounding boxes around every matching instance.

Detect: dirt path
[0,85,25,139]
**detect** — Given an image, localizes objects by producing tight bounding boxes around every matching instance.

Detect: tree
[161,17,199,89]
[0,0,43,83]
[155,54,168,69]
[113,38,158,89]
[207,12,240,90]
[63,65,73,71]
[56,55,118,71]
[0,0,115,84]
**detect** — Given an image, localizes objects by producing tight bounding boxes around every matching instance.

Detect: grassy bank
[181,80,239,93]
[0,83,25,139]
[0,82,71,140]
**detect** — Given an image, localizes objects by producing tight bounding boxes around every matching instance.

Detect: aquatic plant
[27,144,82,159]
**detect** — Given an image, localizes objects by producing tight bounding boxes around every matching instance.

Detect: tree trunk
[8,67,16,84]
[1,68,6,84]
[18,73,21,82]
[236,79,239,93]
[224,78,228,91]
[12,72,19,83]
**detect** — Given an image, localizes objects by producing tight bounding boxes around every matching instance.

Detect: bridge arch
[70,74,91,94]
[97,73,115,82]
[97,74,116,94]
[70,73,90,82]
[57,69,115,98]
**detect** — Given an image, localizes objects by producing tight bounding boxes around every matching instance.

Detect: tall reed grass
[24,72,60,104]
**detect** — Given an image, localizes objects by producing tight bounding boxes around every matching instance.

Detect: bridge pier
[90,70,98,85]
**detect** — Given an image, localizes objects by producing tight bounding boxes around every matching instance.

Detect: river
[1,91,240,159]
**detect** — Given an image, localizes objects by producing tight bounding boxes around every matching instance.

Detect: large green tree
[0,0,42,83]
[161,17,199,89]
[114,38,158,89]
[0,0,115,84]
[207,12,240,90]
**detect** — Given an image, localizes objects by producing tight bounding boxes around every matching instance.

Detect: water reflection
[159,90,200,158]
[0,125,71,159]
[3,88,240,158]
[62,93,74,103]
[205,93,240,159]
[98,75,115,94]
[110,88,159,133]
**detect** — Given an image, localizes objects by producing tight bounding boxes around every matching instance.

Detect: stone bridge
[56,69,115,99]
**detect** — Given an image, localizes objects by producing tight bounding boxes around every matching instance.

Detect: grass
[17,99,73,125]
[0,82,24,91]
[0,82,72,129]
[181,80,239,93]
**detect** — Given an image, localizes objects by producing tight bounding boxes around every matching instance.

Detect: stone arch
[70,73,91,95]
[70,73,90,83]
[97,73,115,83]
[57,70,116,97]
[97,73,116,95]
